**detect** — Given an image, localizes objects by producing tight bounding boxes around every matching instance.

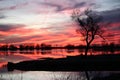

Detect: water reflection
[0,49,120,63]
[0,71,86,80]
[0,70,119,80]
[0,49,120,80]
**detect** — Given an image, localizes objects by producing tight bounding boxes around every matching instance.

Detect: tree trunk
[85,71,90,80]
[85,43,90,56]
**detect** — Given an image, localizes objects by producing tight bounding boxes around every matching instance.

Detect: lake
[0,49,120,80]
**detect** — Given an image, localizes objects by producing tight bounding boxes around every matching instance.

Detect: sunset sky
[0,0,120,46]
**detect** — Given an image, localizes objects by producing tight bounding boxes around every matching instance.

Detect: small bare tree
[72,9,105,56]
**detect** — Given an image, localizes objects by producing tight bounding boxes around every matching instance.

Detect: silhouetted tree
[28,45,34,50]
[9,44,17,50]
[72,9,105,56]
[109,42,115,53]
[41,43,52,50]
[41,43,46,49]
[19,44,25,50]
[0,44,8,50]
[35,44,40,50]
[72,9,107,80]
[65,44,75,49]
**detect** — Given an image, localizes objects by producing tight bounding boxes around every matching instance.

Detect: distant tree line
[0,43,52,51]
[0,43,120,51]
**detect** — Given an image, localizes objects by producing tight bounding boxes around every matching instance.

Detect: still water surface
[0,49,120,80]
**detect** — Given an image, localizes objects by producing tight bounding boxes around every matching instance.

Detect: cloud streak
[0,24,26,31]
[101,8,120,22]
[0,2,28,11]
[39,1,87,12]
[0,14,6,19]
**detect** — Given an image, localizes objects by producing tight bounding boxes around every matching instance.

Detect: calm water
[0,49,120,80]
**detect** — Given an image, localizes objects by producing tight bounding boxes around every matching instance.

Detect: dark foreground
[92,73,120,80]
[7,54,120,71]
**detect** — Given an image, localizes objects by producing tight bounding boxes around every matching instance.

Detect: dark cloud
[0,35,41,43]
[89,3,96,6]
[110,26,120,31]
[0,2,28,11]
[73,2,86,8]
[0,24,26,31]
[0,15,5,19]
[39,1,87,12]
[0,14,6,19]
[41,2,63,11]
[101,8,120,22]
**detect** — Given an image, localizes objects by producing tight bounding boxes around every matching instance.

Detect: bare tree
[72,9,107,80]
[72,9,105,56]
